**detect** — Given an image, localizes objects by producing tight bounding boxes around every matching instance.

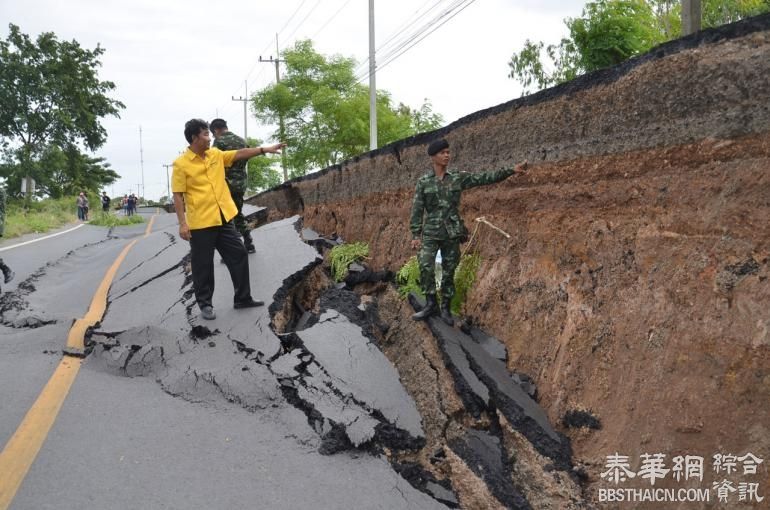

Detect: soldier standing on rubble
[410,138,527,325]
[210,118,255,254]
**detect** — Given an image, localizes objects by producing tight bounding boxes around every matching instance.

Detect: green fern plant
[451,252,481,315]
[328,242,369,282]
[396,256,423,298]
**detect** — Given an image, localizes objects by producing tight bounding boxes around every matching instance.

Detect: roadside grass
[3,197,78,238]
[88,211,145,227]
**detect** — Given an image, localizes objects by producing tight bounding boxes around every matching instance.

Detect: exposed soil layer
[251,18,770,505]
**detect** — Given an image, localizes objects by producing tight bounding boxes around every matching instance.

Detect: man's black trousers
[189,220,251,309]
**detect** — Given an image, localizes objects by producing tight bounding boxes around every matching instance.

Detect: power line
[375,0,468,66]
[279,0,323,49]
[354,0,467,80]
[356,0,477,83]
[310,0,354,40]
[353,0,445,76]
[217,0,312,117]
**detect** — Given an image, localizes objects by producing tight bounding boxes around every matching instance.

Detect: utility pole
[369,0,377,151]
[162,164,172,202]
[260,33,288,182]
[231,80,248,140]
[139,126,145,198]
[682,0,701,35]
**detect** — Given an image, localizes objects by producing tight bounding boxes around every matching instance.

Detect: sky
[0,0,586,201]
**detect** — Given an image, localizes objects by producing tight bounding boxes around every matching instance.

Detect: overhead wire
[375,0,478,76]
[354,0,476,83]
[310,0,354,40]
[216,0,311,116]
[352,0,446,76]
[279,0,323,49]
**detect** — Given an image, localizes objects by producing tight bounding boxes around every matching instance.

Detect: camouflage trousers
[418,238,460,300]
[228,188,251,244]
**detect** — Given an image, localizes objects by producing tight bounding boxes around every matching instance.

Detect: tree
[252,40,443,177]
[0,24,124,195]
[0,144,119,198]
[509,0,770,95]
[245,137,282,192]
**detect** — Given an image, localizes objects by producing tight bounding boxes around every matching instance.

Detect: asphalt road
[0,211,445,510]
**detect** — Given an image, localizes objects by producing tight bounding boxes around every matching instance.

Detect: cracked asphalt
[0,209,446,510]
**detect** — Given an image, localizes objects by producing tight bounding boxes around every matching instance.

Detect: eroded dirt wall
[252,15,770,498]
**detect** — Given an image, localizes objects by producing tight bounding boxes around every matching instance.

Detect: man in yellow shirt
[172,118,285,320]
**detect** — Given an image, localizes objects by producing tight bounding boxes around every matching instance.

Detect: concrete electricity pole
[260,34,288,182]
[231,81,249,140]
[139,126,145,199]
[369,0,377,151]
[682,0,702,35]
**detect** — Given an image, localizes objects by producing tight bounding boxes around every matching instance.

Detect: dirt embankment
[252,15,770,503]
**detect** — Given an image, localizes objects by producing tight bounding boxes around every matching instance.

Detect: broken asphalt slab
[409,295,572,472]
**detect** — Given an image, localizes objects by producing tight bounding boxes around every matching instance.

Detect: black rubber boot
[412,294,437,320]
[440,299,454,326]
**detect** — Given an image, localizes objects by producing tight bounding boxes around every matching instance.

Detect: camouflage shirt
[0,186,5,237]
[409,167,515,241]
[213,131,248,193]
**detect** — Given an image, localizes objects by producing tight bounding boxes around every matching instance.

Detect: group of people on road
[171,117,526,327]
[122,193,138,216]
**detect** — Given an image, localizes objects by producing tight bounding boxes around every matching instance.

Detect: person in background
[76,192,88,221]
[101,192,111,213]
[0,184,16,291]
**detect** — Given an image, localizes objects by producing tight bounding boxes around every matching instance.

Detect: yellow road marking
[0,358,81,509]
[65,240,137,351]
[0,214,158,509]
[144,214,156,238]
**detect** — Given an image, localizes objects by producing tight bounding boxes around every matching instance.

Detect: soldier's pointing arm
[458,160,528,190]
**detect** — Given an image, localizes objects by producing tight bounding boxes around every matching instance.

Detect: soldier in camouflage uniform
[210,118,255,253]
[410,138,527,325]
[0,184,17,291]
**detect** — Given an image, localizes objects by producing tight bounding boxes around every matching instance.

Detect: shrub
[396,256,422,298]
[328,242,369,282]
[88,212,145,227]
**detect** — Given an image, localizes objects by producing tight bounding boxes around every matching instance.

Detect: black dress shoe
[234,298,264,309]
[200,306,216,320]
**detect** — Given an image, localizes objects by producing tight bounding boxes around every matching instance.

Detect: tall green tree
[509,0,770,95]
[0,144,119,198]
[245,137,282,192]
[252,40,443,177]
[0,24,124,195]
